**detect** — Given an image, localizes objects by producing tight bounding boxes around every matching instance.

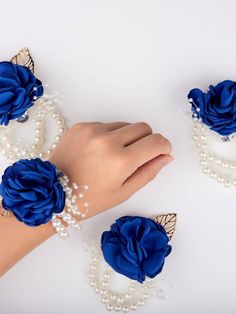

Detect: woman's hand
[50,121,173,219]
[0,121,173,276]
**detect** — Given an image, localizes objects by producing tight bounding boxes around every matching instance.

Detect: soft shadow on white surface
[1,0,236,313]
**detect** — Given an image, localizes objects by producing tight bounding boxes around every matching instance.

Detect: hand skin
[0,122,173,276]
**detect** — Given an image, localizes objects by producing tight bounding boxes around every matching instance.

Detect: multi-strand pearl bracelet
[0,92,67,163]
[83,217,170,313]
[51,173,89,239]
[0,158,89,238]
[191,119,236,187]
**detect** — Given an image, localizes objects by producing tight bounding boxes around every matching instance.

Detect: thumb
[121,154,173,196]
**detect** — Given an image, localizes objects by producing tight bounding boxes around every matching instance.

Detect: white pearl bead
[224,181,231,188]
[142,293,149,299]
[122,305,130,312]
[214,158,222,165]
[207,154,214,161]
[35,128,41,135]
[130,304,137,311]
[104,272,110,279]
[200,159,207,166]
[56,225,66,232]
[125,293,132,299]
[88,272,95,279]
[114,305,121,312]
[117,296,124,303]
[51,112,59,118]
[100,289,107,296]
[106,304,113,311]
[90,280,97,287]
[217,176,224,183]
[210,172,217,178]
[101,280,108,287]
[39,152,45,158]
[137,299,144,306]
[101,297,108,304]
[129,286,135,292]
[90,264,97,271]
[203,167,210,174]
[56,119,64,126]
[36,120,42,126]
[58,127,65,134]
[55,135,61,142]
[109,293,116,301]
[34,136,42,143]
[199,151,207,158]
[59,231,69,239]
[222,162,229,168]
[52,219,61,227]
[72,222,82,230]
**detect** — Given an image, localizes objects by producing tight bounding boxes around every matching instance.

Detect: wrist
[0,158,89,239]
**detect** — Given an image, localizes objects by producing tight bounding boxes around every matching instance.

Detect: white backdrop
[1,0,236,313]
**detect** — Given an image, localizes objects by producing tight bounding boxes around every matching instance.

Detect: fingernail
[160,155,174,167]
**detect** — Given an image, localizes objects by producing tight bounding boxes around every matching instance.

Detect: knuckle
[136,122,152,133]
[91,134,106,147]
[72,122,99,136]
[153,133,172,153]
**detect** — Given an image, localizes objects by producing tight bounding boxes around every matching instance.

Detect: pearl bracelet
[51,173,89,239]
[0,158,89,238]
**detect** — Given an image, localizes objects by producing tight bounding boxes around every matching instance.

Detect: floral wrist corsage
[187,80,236,187]
[86,213,177,312]
[0,158,89,238]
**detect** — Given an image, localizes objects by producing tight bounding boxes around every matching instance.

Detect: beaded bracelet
[85,213,177,312]
[0,158,89,239]
[187,80,236,187]
[0,48,67,163]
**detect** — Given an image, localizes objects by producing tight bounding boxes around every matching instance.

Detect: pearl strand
[51,174,89,239]
[86,238,164,312]
[192,120,236,187]
[0,93,67,163]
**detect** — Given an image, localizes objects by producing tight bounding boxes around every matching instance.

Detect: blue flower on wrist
[188,80,236,136]
[101,216,172,283]
[0,158,65,226]
[0,61,43,126]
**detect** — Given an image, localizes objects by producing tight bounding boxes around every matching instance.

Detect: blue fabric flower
[188,80,236,136]
[101,216,172,283]
[0,61,43,125]
[0,158,65,226]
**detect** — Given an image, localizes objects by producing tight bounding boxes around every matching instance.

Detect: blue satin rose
[188,80,236,136]
[0,158,65,226]
[101,216,172,283]
[0,61,43,125]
